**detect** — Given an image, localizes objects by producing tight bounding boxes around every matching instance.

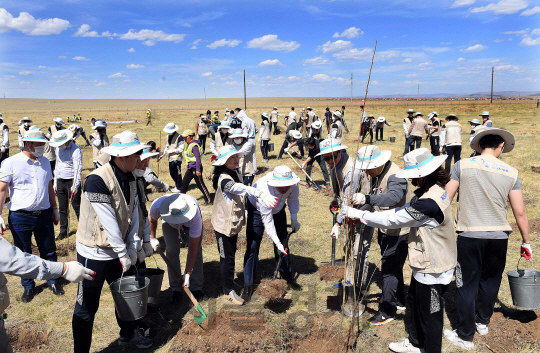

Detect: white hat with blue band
[212,145,240,166]
[354,145,392,170]
[228,128,247,138]
[217,121,231,131]
[396,148,447,179]
[91,120,107,130]
[140,146,159,161]
[266,165,300,187]
[314,138,348,157]
[159,193,198,224]
[101,130,148,157]
[23,130,50,143]
[49,130,74,147]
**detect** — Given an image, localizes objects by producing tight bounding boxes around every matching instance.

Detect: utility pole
[490,67,494,106]
[244,70,247,111]
[417,84,420,101]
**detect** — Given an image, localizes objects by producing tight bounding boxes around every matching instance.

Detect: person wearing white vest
[158,122,184,192]
[309,120,323,139]
[72,131,152,352]
[195,114,210,155]
[89,120,109,169]
[44,117,66,175]
[344,148,455,353]
[426,112,441,156]
[137,142,169,194]
[258,112,272,162]
[270,107,279,135]
[439,114,463,173]
[350,145,410,326]
[210,121,231,156]
[17,117,32,151]
[402,109,415,155]
[330,111,345,144]
[443,128,531,351]
[480,111,493,127]
[211,146,278,304]
[0,114,9,165]
[230,128,257,186]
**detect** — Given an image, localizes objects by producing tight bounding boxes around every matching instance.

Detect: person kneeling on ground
[278,129,305,160]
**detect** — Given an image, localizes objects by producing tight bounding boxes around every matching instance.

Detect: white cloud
[418,62,434,70]
[520,37,540,46]
[126,64,145,69]
[495,64,518,70]
[246,35,300,52]
[200,72,212,77]
[206,39,241,49]
[333,48,372,61]
[224,81,239,85]
[441,42,453,45]
[127,48,135,53]
[74,24,110,38]
[181,23,192,27]
[118,29,186,46]
[190,39,202,49]
[108,72,128,78]
[460,44,488,52]
[312,74,332,82]
[96,82,106,86]
[258,59,285,67]
[19,71,33,76]
[470,0,528,15]
[58,56,66,59]
[424,47,451,54]
[503,28,530,36]
[531,28,540,36]
[320,40,353,54]
[378,50,402,61]
[20,81,30,84]
[288,76,299,80]
[301,56,329,66]
[38,65,47,69]
[402,58,413,63]
[457,57,466,62]
[0,8,69,35]
[72,56,90,61]
[451,0,476,8]
[332,27,363,39]
[407,73,417,77]
[521,6,540,16]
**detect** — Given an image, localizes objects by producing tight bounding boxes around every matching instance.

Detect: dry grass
[2,98,540,352]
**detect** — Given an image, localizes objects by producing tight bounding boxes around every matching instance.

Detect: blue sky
[0,0,539,98]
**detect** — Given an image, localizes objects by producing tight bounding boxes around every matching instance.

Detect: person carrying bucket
[443,128,531,350]
[71,131,153,352]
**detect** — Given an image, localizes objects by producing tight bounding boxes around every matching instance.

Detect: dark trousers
[9,208,57,289]
[378,233,409,317]
[243,175,254,186]
[146,118,152,126]
[456,237,508,342]
[180,167,212,204]
[326,119,331,134]
[49,160,56,176]
[361,128,373,143]
[199,134,207,154]
[305,155,330,185]
[404,136,421,155]
[408,276,449,353]
[244,204,292,287]
[430,136,440,156]
[272,122,279,135]
[376,127,384,141]
[168,160,182,189]
[72,253,135,353]
[0,148,9,166]
[260,140,269,160]
[444,145,461,173]
[215,231,238,294]
[278,140,304,159]
[80,131,91,146]
[57,178,82,238]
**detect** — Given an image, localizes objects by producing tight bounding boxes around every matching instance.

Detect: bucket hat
[273,107,278,110]
[377,116,386,123]
[445,114,459,121]
[23,130,49,143]
[311,121,322,129]
[49,130,74,147]
[266,165,300,187]
[480,111,490,116]
[407,109,415,114]
[217,121,231,131]
[101,131,148,157]
[212,145,240,166]
[92,120,107,130]
[354,145,392,170]
[159,194,198,224]
[468,118,481,125]
[225,108,230,112]
[229,128,247,138]
[289,130,302,140]
[140,146,159,161]
[261,112,269,119]
[315,138,348,157]
[395,148,447,179]
[163,122,179,134]
[332,111,342,118]
[470,127,515,154]
[181,129,195,137]
[53,117,65,125]
[414,112,423,117]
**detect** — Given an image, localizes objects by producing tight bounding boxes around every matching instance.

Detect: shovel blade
[194,304,207,325]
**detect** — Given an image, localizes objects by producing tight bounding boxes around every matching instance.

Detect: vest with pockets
[444,121,462,145]
[44,125,60,161]
[0,123,8,147]
[430,118,441,137]
[410,118,427,137]
[211,172,245,236]
[261,120,271,140]
[184,141,201,164]
[91,131,110,164]
[166,132,183,162]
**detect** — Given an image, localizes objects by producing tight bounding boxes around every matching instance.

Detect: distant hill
[379,91,540,98]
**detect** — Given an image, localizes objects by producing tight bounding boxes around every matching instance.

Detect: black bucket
[389,137,396,143]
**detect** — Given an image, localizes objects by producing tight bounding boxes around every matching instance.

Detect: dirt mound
[202,219,216,246]
[8,322,52,352]
[475,311,540,352]
[532,167,540,173]
[56,241,76,257]
[256,279,287,300]
[511,218,540,234]
[319,265,344,281]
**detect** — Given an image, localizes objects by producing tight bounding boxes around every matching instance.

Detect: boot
[241,286,253,302]
[342,286,365,317]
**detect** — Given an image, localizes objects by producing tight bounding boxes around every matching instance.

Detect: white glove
[1,147,5,153]
[142,242,153,257]
[345,206,366,220]
[351,193,366,206]
[62,262,95,282]
[150,238,160,251]
[119,255,132,273]
[71,184,78,195]
[284,147,290,153]
[330,223,340,239]
[0,216,5,235]
[182,273,190,289]
[127,248,138,266]
[276,242,287,255]
[300,162,305,170]
[259,191,278,208]
[291,220,301,233]
[163,183,170,192]
[52,208,60,226]
[136,247,146,263]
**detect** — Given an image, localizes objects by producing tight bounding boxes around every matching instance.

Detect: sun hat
[332,111,342,118]
[311,120,322,129]
[49,130,74,147]
[266,165,300,187]
[445,114,459,121]
[23,129,49,143]
[431,111,439,117]
[315,138,348,157]
[101,130,148,157]
[468,118,481,125]
[470,127,515,154]
[288,130,302,140]
[181,129,195,137]
[159,194,198,224]
[480,111,489,116]
[140,146,159,161]
[68,124,79,132]
[225,108,230,112]
[148,109,151,112]
[22,117,32,122]
[414,112,423,117]
[354,145,392,170]
[367,115,375,119]
[53,117,65,125]
[377,116,386,122]
[29,125,40,131]
[395,148,447,179]
[92,120,107,129]
[229,128,247,138]
[217,121,231,130]
[273,107,278,110]
[407,109,415,114]
[163,122,179,134]
[307,107,312,110]
[261,112,269,119]
[212,145,240,166]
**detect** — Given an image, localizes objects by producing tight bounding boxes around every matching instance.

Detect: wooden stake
[244,70,247,111]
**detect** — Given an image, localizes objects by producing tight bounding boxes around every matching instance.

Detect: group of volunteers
[0,105,531,353]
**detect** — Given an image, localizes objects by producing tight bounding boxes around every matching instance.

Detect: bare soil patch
[532,167,540,173]
[202,219,216,247]
[256,279,287,300]
[475,311,540,352]
[8,322,52,352]
[511,218,540,234]
[319,265,344,281]
[56,241,76,257]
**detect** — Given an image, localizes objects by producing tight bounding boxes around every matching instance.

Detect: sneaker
[367,311,395,326]
[475,322,489,336]
[226,290,244,305]
[389,338,422,353]
[171,187,180,193]
[444,329,474,350]
[118,329,153,349]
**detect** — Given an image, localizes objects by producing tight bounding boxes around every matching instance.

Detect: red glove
[157,146,161,152]
[210,154,217,162]
[71,191,75,199]
[347,218,361,226]
[330,200,339,211]
[521,243,532,260]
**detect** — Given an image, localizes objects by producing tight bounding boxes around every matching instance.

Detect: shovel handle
[330,210,337,266]
[287,152,316,184]
[272,231,294,280]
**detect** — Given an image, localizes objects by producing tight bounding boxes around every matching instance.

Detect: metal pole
[244,70,247,111]
[490,67,494,106]
[417,84,419,101]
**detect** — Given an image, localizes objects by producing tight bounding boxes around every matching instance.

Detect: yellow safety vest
[146,112,151,119]
[183,141,201,163]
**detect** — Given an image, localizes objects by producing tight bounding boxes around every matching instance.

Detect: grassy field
[2,98,540,353]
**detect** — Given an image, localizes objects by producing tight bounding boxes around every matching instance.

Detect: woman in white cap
[211,145,277,304]
[44,117,66,176]
[195,113,211,155]
[480,111,493,127]
[210,121,231,157]
[443,128,530,351]
[230,128,257,186]
[343,148,455,353]
[158,122,184,192]
[72,131,153,351]
[440,114,462,173]
[89,120,109,169]
[258,112,271,162]
[17,117,32,151]
[244,165,301,300]
[278,129,305,160]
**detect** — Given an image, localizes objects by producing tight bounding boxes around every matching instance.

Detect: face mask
[24,122,30,127]
[55,123,62,128]
[31,145,45,158]
[133,169,145,177]
[59,143,69,150]
[234,138,243,145]
[471,125,475,130]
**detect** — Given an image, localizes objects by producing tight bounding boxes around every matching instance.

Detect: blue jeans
[403,136,421,155]
[9,208,58,289]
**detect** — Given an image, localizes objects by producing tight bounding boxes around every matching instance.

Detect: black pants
[243,175,254,186]
[260,140,269,160]
[168,160,182,189]
[305,155,330,185]
[272,122,279,135]
[180,167,211,204]
[278,140,304,159]
[0,148,9,165]
[57,178,82,238]
[430,136,440,156]
[80,131,91,146]
[215,231,238,294]
[199,134,207,154]
[376,127,384,141]
[49,160,56,176]
[444,145,461,173]
[326,119,331,134]
[361,128,373,143]
[378,233,409,317]
[408,276,449,353]
[456,237,508,342]
[72,253,135,353]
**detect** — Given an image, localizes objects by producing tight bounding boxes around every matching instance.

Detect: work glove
[150,238,160,251]
[181,273,190,289]
[52,208,60,226]
[521,242,533,260]
[162,183,170,192]
[291,220,301,233]
[259,191,278,208]
[0,147,4,153]
[210,154,217,162]
[284,147,290,153]
[127,248,138,266]
[136,247,146,264]
[330,223,341,239]
[330,199,339,211]
[142,242,153,257]
[276,242,288,255]
[119,254,132,273]
[300,162,305,170]
[351,193,366,206]
[62,262,95,282]
[70,185,78,199]
[0,216,6,235]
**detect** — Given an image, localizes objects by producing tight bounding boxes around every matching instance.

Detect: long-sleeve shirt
[186,140,202,171]
[365,162,408,208]
[54,141,83,191]
[235,110,257,140]
[1,125,8,147]
[143,167,167,190]
[330,152,362,224]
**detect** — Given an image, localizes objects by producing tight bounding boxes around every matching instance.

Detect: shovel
[156,247,207,325]
[272,228,294,280]
[321,209,343,266]
[286,151,322,191]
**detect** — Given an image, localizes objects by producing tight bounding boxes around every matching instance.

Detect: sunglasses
[323,152,340,162]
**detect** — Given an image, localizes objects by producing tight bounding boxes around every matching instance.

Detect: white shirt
[0,152,53,211]
[288,111,297,124]
[1,124,8,147]
[54,141,83,190]
[149,194,202,238]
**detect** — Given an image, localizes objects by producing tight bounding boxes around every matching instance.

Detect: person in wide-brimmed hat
[270,106,279,135]
[330,110,346,144]
[345,147,454,352]
[309,120,323,139]
[440,114,463,173]
[229,128,257,185]
[146,108,152,126]
[426,112,441,156]
[258,112,272,162]
[17,117,32,151]
[375,116,391,142]
[44,117,67,175]
[158,122,184,192]
[443,128,528,350]
[0,112,9,165]
[402,109,416,154]
[404,112,428,155]
[479,111,493,127]
[210,120,232,157]
[179,129,212,205]
[89,120,109,169]
[134,141,169,195]
[278,129,305,161]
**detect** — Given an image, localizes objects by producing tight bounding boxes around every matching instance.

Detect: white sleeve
[403,121,408,135]
[3,127,8,146]
[172,140,185,154]
[73,148,83,190]
[90,202,128,257]
[227,182,261,198]
[125,195,141,250]
[440,126,447,146]
[237,141,252,157]
[18,132,23,150]
[92,136,102,147]
[185,210,203,238]
[210,139,217,155]
[349,207,440,229]
[258,125,265,141]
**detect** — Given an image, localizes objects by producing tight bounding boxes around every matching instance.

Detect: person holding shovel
[299,136,331,189]
[277,129,304,160]
[211,145,278,304]
[443,128,530,351]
